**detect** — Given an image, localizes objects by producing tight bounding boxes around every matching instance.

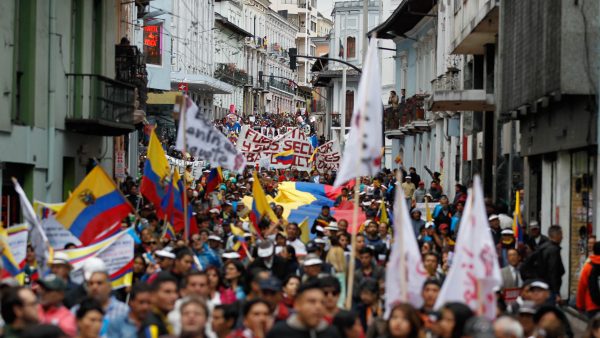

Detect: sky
[317,0,334,19]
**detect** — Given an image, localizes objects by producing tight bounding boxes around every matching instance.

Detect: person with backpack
[520,225,565,304]
[577,242,600,318]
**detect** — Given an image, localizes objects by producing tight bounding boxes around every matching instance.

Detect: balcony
[66,74,135,136]
[428,71,495,112]
[214,63,251,87]
[384,96,430,136]
[268,78,295,95]
[451,0,499,54]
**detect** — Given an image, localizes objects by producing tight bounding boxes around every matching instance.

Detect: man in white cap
[71,257,129,336]
[488,214,502,245]
[301,253,324,282]
[401,176,416,206]
[248,240,291,281]
[498,229,517,268]
[49,252,82,308]
[525,220,548,251]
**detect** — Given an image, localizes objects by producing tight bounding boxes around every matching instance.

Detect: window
[346,36,356,59]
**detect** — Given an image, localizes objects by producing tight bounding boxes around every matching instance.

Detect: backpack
[588,263,600,306]
[520,244,545,280]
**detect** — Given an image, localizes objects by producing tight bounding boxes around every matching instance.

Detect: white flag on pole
[12,178,51,267]
[334,38,383,186]
[176,96,246,173]
[385,184,428,317]
[434,176,502,320]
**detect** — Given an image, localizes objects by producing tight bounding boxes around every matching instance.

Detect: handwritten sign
[177,96,246,173]
[314,140,341,173]
[96,233,135,289]
[236,126,314,171]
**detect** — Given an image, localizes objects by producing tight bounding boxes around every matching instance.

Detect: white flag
[12,178,51,268]
[434,176,502,320]
[176,96,246,173]
[385,184,428,317]
[334,38,383,186]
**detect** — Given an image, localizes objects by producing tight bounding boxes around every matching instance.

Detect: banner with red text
[236,125,314,171]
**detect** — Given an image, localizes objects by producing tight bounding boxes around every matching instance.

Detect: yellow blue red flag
[249,172,279,236]
[55,165,133,245]
[141,129,170,217]
[273,150,295,165]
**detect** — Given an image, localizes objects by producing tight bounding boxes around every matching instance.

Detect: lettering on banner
[314,140,341,173]
[166,155,204,179]
[236,125,314,171]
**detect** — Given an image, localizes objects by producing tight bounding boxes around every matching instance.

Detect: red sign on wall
[144,23,162,65]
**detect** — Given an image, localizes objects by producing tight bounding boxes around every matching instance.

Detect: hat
[50,252,71,266]
[155,250,176,260]
[82,257,108,281]
[303,253,323,266]
[257,241,274,258]
[529,281,549,290]
[405,176,412,179]
[37,274,67,291]
[530,221,540,229]
[325,222,339,231]
[501,229,514,236]
[259,277,282,292]
[0,278,19,288]
[222,251,241,259]
[314,238,327,245]
[425,222,435,229]
[209,208,220,214]
[315,226,324,233]
[488,214,499,221]
[418,181,425,186]
[424,193,433,198]
[208,235,223,242]
[439,223,449,230]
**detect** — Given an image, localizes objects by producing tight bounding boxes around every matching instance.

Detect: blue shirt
[72,296,129,337]
[106,312,138,338]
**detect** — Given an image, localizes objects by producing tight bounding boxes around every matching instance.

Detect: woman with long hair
[222,260,246,304]
[278,245,299,275]
[206,266,223,305]
[281,275,301,309]
[382,303,423,338]
[437,302,474,338]
[326,243,348,307]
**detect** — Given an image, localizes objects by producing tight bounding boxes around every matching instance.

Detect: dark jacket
[248,255,293,281]
[526,234,549,251]
[266,314,341,338]
[138,307,172,338]
[539,241,565,293]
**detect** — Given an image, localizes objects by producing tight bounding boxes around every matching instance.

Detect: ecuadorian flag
[161,171,198,236]
[513,192,524,243]
[55,166,133,245]
[249,172,279,236]
[205,167,223,194]
[273,150,295,165]
[0,225,23,283]
[141,130,170,217]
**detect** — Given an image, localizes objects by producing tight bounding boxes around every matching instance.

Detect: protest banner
[42,216,82,249]
[166,155,205,179]
[314,140,341,173]
[7,224,29,268]
[61,230,135,289]
[96,232,135,289]
[177,96,247,173]
[236,125,314,171]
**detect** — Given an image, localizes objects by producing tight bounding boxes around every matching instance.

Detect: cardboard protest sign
[314,140,341,173]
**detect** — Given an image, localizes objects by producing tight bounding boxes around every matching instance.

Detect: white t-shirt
[287,238,307,256]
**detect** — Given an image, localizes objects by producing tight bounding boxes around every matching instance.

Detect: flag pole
[396,171,408,303]
[180,95,190,243]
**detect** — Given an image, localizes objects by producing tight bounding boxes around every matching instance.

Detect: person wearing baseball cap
[248,240,291,282]
[525,220,549,251]
[49,251,83,309]
[36,274,76,337]
[259,277,290,321]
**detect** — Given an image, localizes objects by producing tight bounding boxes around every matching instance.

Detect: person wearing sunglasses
[319,276,342,324]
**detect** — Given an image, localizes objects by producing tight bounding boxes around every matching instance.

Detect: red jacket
[576,255,600,312]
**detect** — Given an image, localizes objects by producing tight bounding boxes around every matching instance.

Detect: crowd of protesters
[2,116,600,338]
